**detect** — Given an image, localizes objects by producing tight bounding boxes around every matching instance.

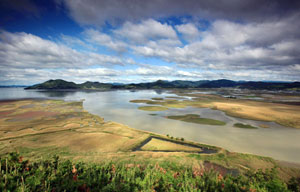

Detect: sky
[0,0,300,85]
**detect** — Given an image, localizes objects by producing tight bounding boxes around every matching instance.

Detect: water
[1,88,300,163]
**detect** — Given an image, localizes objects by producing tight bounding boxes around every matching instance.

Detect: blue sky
[0,0,300,85]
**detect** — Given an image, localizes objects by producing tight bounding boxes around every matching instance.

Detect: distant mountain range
[24,79,300,91]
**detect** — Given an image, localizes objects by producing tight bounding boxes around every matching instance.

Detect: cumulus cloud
[175,23,200,42]
[59,0,300,26]
[1,1,300,84]
[131,16,300,75]
[82,20,181,53]
[114,19,178,44]
[60,34,96,51]
[0,31,130,69]
[84,29,127,52]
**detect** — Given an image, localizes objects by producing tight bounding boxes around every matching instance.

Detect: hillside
[25,79,79,89]
[25,79,300,90]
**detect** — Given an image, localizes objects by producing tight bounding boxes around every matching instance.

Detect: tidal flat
[131,90,300,129]
[1,98,300,182]
[1,88,300,163]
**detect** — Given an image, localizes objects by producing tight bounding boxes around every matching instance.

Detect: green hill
[25,79,78,89]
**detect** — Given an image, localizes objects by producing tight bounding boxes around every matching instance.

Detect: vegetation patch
[151,97,164,100]
[234,123,258,129]
[132,136,218,154]
[138,106,169,111]
[166,114,226,126]
[141,138,203,152]
[129,99,150,103]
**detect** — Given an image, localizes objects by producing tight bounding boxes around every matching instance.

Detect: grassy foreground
[1,152,299,192]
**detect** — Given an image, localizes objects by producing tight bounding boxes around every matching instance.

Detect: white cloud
[60,34,96,51]
[131,16,300,75]
[84,29,127,52]
[1,12,300,85]
[175,23,200,42]
[114,19,178,44]
[0,31,129,69]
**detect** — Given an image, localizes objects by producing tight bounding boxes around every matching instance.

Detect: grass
[1,152,298,192]
[130,99,187,108]
[138,106,169,111]
[141,138,203,152]
[151,97,164,100]
[166,114,226,126]
[129,99,150,103]
[234,123,258,129]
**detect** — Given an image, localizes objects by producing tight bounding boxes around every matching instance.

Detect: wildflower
[173,172,179,179]
[218,173,223,181]
[25,167,29,171]
[160,167,166,174]
[155,163,159,170]
[18,156,23,163]
[72,165,77,174]
[221,183,225,188]
[192,168,204,177]
[111,164,116,173]
[249,189,256,192]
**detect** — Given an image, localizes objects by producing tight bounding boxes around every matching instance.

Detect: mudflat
[0,99,300,182]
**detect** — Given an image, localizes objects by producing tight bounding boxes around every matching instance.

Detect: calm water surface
[1,88,300,163]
